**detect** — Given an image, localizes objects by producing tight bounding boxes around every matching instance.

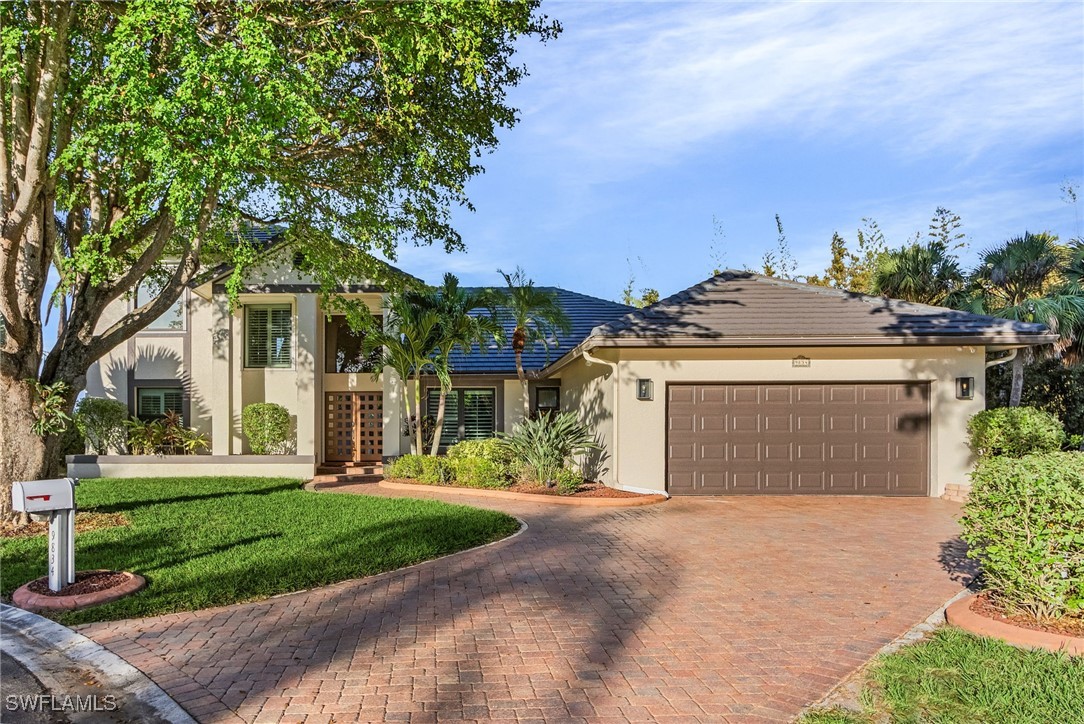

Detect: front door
[325,392,383,463]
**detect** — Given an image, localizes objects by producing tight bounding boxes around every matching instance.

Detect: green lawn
[803,627,1084,724]
[0,477,520,626]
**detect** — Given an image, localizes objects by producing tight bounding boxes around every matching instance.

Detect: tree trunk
[514,350,529,424]
[430,389,447,457]
[413,377,424,456]
[0,371,51,524]
[1009,352,1025,407]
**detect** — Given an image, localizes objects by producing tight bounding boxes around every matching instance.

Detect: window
[134,284,186,331]
[136,387,184,422]
[246,304,293,368]
[325,315,383,373]
[535,387,560,414]
[426,388,496,447]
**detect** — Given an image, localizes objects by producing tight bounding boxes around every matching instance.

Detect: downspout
[985,348,1018,368]
[581,347,620,487]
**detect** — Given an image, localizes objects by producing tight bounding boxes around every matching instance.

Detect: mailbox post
[12,478,78,592]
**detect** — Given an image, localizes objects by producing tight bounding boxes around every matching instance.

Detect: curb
[377,479,669,506]
[13,571,146,612]
[0,603,196,723]
[945,594,1084,656]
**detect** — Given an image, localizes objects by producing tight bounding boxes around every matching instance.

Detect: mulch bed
[971,593,1084,637]
[0,511,129,539]
[26,570,130,598]
[506,482,644,498]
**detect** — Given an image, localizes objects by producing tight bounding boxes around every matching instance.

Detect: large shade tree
[967,232,1084,406]
[0,1,558,519]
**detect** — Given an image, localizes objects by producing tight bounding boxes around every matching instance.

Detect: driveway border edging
[377,479,668,506]
[0,603,197,723]
[945,594,1084,655]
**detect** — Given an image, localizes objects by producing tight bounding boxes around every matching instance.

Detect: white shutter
[246,307,270,367]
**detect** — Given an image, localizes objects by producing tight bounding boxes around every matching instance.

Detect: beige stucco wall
[67,456,314,479]
[556,345,987,497]
[557,354,618,486]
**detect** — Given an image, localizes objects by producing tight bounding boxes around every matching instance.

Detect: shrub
[448,438,514,466]
[242,403,292,454]
[960,451,1084,619]
[449,457,509,489]
[987,357,1084,437]
[126,412,209,455]
[498,412,600,486]
[385,454,426,480]
[554,468,582,496]
[418,455,454,485]
[967,407,1065,458]
[74,397,129,453]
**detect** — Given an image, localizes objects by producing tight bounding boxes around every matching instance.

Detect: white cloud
[514,1,1083,182]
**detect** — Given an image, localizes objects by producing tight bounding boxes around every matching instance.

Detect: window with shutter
[426,388,495,447]
[137,387,185,423]
[245,304,293,368]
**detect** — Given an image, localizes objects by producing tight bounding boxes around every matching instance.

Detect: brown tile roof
[587,271,1057,347]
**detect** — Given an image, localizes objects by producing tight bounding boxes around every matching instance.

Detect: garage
[666,382,930,495]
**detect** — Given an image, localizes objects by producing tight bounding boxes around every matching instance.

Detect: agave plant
[497,412,599,487]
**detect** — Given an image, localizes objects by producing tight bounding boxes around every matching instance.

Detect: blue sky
[383,0,1084,302]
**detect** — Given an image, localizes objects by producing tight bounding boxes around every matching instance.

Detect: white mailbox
[12,478,78,592]
[12,478,77,514]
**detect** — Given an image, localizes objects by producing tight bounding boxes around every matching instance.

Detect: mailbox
[12,478,77,514]
[12,478,78,592]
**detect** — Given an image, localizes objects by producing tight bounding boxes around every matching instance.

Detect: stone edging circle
[12,570,146,613]
[376,479,668,507]
[945,594,1083,656]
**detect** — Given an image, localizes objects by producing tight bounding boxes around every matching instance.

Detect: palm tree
[967,232,1084,406]
[497,267,571,413]
[361,294,443,455]
[406,274,502,456]
[871,241,966,306]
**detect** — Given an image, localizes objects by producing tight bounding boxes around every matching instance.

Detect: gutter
[985,348,1018,369]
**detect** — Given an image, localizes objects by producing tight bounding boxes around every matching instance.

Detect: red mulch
[26,570,130,598]
[506,482,645,498]
[971,593,1084,637]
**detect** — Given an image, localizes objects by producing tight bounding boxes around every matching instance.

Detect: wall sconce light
[956,377,974,400]
[636,379,654,401]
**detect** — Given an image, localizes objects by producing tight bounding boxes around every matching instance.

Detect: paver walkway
[77,483,973,723]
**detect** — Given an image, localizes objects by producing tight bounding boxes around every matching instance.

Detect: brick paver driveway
[78,483,972,723]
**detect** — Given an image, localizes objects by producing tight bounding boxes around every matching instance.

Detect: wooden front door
[325,392,383,463]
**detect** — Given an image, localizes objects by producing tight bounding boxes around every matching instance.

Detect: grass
[0,477,520,626]
[801,627,1084,723]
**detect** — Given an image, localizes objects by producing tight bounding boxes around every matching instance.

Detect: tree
[760,214,799,280]
[0,1,557,519]
[928,206,967,251]
[359,294,442,456]
[966,232,1084,406]
[620,256,659,308]
[406,274,501,456]
[804,219,888,292]
[871,240,966,306]
[496,267,570,413]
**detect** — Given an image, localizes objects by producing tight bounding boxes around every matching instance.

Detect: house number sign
[792,356,811,368]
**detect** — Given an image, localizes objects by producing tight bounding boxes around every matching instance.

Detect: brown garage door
[667,383,929,496]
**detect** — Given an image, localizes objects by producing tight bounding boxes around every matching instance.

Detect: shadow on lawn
[84,502,681,718]
[85,481,301,514]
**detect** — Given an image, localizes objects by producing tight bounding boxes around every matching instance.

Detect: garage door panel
[667,382,929,496]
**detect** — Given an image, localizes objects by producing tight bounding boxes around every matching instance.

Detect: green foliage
[0,477,518,625]
[28,380,71,437]
[803,218,888,293]
[241,403,292,455]
[760,213,799,280]
[987,358,1084,437]
[498,412,599,486]
[497,267,572,367]
[448,438,515,468]
[871,240,966,305]
[126,412,209,456]
[74,397,130,454]
[621,256,660,308]
[967,407,1065,458]
[554,468,582,496]
[385,454,426,480]
[449,457,509,490]
[418,456,455,485]
[961,452,1084,619]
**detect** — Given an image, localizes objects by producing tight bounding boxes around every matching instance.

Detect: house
[71,243,1055,498]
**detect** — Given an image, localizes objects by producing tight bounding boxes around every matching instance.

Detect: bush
[498,412,599,486]
[73,397,129,453]
[385,454,426,480]
[554,468,582,496]
[987,358,1084,437]
[967,407,1065,458]
[448,438,515,466]
[418,455,454,485]
[126,412,209,455]
[241,403,292,454]
[449,457,509,489]
[960,452,1084,619]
